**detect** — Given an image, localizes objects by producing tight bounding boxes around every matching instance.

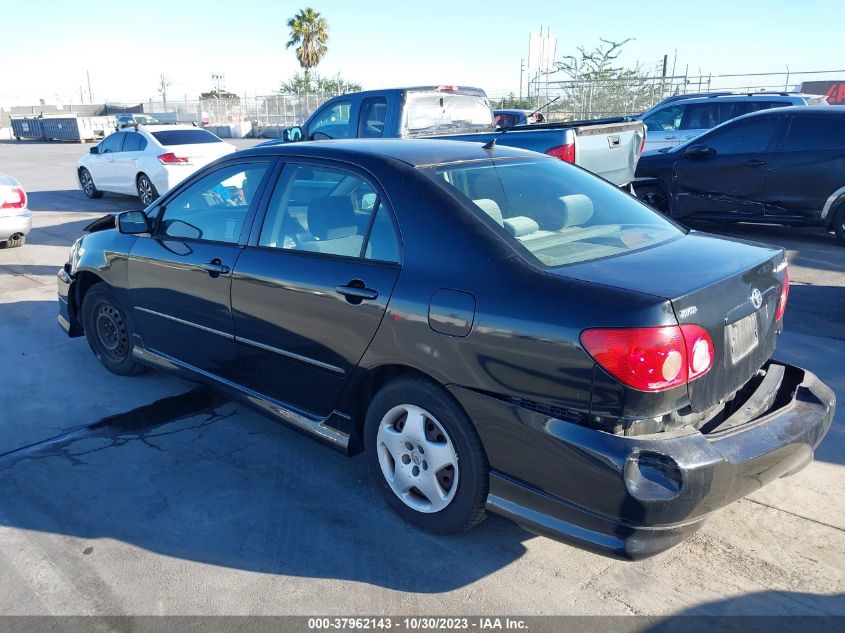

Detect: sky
[1,0,843,106]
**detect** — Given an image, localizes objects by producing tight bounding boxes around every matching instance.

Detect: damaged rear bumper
[450,361,835,559]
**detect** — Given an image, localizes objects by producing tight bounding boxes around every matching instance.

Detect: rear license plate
[727,312,759,363]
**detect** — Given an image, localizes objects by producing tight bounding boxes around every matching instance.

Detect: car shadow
[26,189,140,214]
[0,299,533,594]
[22,217,101,247]
[0,263,61,276]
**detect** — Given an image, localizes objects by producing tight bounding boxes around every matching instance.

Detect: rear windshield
[424,158,682,267]
[404,92,494,137]
[151,129,221,145]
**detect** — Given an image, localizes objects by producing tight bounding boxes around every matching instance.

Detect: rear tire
[832,204,845,245]
[137,174,158,206]
[79,168,103,199]
[364,376,488,535]
[0,234,25,248]
[81,284,145,376]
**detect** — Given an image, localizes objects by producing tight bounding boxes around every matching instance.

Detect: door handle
[743,159,767,167]
[336,280,378,304]
[664,135,678,140]
[200,258,230,277]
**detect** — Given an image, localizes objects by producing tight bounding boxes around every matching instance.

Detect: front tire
[636,182,670,215]
[81,284,145,376]
[832,204,845,245]
[79,168,103,199]
[137,173,158,206]
[364,376,488,535]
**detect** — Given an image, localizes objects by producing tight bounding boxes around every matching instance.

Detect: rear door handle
[336,280,378,303]
[743,159,767,167]
[200,258,230,277]
[664,135,678,140]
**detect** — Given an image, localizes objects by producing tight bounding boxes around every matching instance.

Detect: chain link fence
[523,69,845,121]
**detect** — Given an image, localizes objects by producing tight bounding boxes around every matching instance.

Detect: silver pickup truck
[270,86,646,187]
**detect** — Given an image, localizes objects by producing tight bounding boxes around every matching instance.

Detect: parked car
[635,106,845,242]
[262,86,645,187]
[638,92,827,152]
[115,113,159,130]
[58,139,833,559]
[76,125,237,205]
[494,109,545,127]
[0,172,31,248]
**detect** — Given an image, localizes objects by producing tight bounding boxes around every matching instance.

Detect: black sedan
[635,106,845,242]
[57,139,834,559]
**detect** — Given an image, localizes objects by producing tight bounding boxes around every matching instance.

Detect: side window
[681,103,738,130]
[359,97,387,138]
[643,104,686,132]
[99,133,124,153]
[259,164,399,261]
[782,117,845,151]
[308,100,352,140]
[157,162,269,243]
[702,118,780,155]
[122,132,146,152]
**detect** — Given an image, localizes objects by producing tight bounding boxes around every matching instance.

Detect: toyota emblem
[751,288,763,310]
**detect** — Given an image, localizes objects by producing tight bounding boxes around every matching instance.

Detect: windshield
[424,158,682,267]
[152,129,222,145]
[404,92,494,136]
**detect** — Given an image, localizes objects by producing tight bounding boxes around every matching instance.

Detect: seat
[298,196,363,257]
[473,198,505,226]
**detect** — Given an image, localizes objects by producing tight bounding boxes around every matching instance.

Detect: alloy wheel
[376,404,459,513]
[138,176,154,206]
[80,170,94,196]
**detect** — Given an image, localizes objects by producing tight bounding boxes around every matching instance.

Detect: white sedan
[76,125,237,206]
[0,172,31,248]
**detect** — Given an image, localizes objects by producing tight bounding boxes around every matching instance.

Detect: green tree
[286,7,329,85]
[280,72,361,96]
[551,38,658,119]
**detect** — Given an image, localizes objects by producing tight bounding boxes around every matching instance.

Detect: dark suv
[635,106,845,242]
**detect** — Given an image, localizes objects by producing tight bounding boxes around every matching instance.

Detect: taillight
[434,85,458,91]
[639,131,647,155]
[1,186,26,209]
[546,143,575,163]
[776,268,789,321]
[158,152,190,165]
[581,324,713,392]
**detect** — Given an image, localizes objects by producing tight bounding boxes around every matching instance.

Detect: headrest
[503,216,540,237]
[473,198,504,226]
[307,196,357,240]
[559,194,594,227]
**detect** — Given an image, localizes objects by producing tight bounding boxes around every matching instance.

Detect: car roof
[131,124,205,132]
[238,138,539,168]
[659,94,810,107]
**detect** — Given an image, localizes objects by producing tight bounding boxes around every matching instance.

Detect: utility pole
[86,70,93,104]
[79,86,84,104]
[158,74,171,109]
[520,59,525,100]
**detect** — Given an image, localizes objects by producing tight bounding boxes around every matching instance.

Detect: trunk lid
[553,231,787,412]
[163,142,235,165]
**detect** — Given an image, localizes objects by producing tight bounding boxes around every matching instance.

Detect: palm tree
[286,8,329,86]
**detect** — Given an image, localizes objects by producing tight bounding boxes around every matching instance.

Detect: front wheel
[832,204,845,245]
[81,284,145,376]
[137,174,158,206]
[636,183,670,214]
[79,168,103,199]
[364,376,488,534]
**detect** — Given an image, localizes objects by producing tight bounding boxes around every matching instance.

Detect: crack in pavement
[745,498,845,532]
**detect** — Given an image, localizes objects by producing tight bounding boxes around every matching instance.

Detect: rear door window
[122,132,147,152]
[151,129,222,145]
[781,116,845,151]
[359,98,387,138]
[681,102,739,130]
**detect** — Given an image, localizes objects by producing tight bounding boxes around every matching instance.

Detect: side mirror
[117,210,150,234]
[683,144,715,159]
[283,126,303,142]
[90,146,99,155]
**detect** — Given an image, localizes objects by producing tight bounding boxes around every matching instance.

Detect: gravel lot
[0,139,842,616]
